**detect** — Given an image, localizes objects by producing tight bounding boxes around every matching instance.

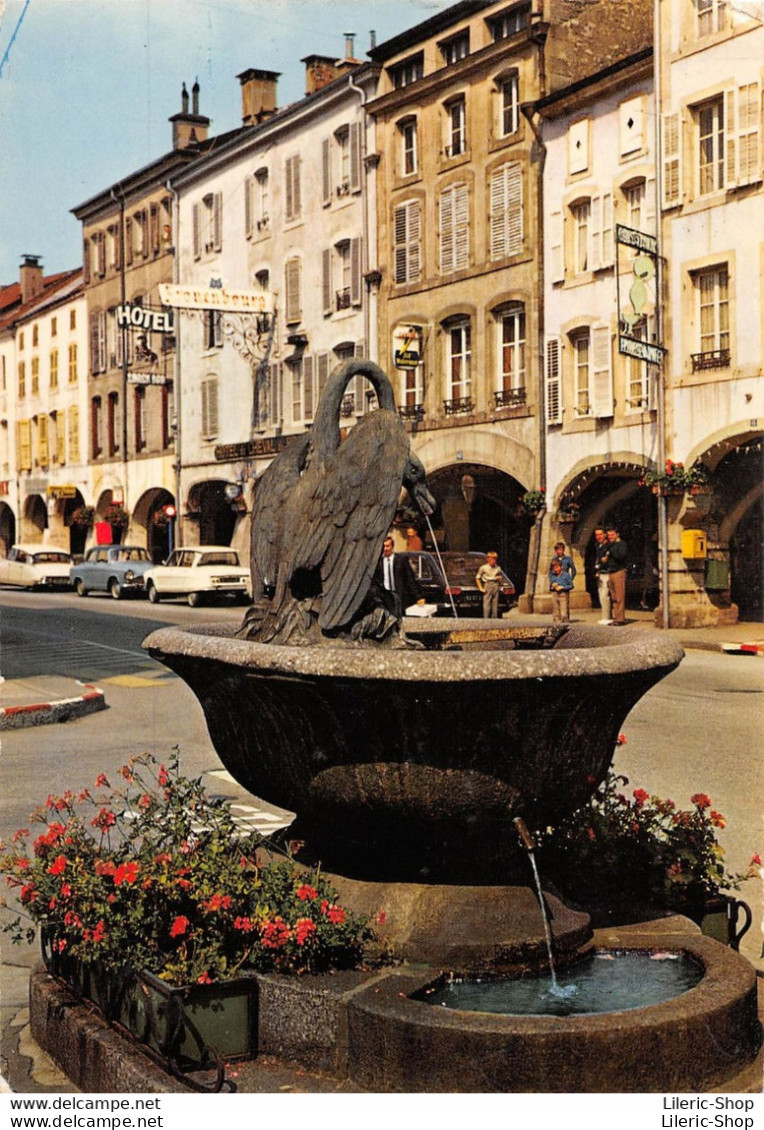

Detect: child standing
[549,559,574,624]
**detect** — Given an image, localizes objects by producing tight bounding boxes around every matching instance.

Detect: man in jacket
[602,526,628,625]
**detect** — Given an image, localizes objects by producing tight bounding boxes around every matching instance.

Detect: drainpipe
[521,91,547,612]
[110,186,129,512]
[346,69,374,360]
[653,0,670,629]
[165,179,182,547]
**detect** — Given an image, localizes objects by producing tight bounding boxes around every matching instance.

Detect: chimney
[237,68,280,125]
[334,32,361,79]
[169,80,210,150]
[20,255,43,305]
[302,54,339,95]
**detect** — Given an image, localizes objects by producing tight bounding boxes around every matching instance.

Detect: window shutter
[489,169,506,260]
[212,193,223,251]
[286,155,301,221]
[125,217,134,266]
[661,113,681,208]
[97,233,106,276]
[439,188,455,273]
[57,414,67,465]
[89,313,100,375]
[244,176,253,237]
[736,82,761,187]
[589,195,602,272]
[68,407,80,464]
[322,139,332,205]
[549,209,564,283]
[350,237,362,306]
[545,337,562,425]
[322,249,333,315]
[600,193,613,267]
[725,88,738,188]
[82,241,90,284]
[192,204,201,259]
[349,123,362,192]
[18,420,32,471]
[394,200,421,284]
[645,177,657,234]
[455,184,469,268]
[38,415,49,466]
[150,204,159,255]
[202,378,219,437]
[285,258,301,323]
[591,324,613,417]
[268,361,282,426]
[490,164,522,260]
[303,354,314,421]
[506,163,523,256]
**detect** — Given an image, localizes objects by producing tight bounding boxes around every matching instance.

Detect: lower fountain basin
[143,621,683,883]
[346,932,762,1092]
[412,949,705,1016]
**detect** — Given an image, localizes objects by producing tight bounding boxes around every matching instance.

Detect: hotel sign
[618,335,665,366]
[127,372,170,386]
[214,435,291,462]
[116,304,174,333]
[159,283,273,315]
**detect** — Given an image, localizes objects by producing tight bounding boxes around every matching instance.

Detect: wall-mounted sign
[619,335,665,366]
[615,224,662,365]
[127,372,170,386]
[159,283,273,315]
[46,484,77,499]
[0,481,10,496]
[393,325,422,370]
[116,304,174,334]
[214,435,291,462]
[615,223,657,256]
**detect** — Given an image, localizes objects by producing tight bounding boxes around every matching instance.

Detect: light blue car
[69,544,153,600]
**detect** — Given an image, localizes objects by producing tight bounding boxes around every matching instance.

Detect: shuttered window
[17,420,32,471]
[350,236,362,306]
[90,312,106,374]
[394,200,421,284]
[50,349,59,390]
[545,338,562,425]
[38,414,49,466]
[662,113,681,208]
[201,377,219,439]
[68,344,78,384]
[591,324,613,417]
[57,412,67,464]
[439,183,469,273]
[68,406,80,464]
[285,155,302,221]
[349,122,362,192]
[303,354,314,422]
[489,162,523,260]
[285,258,302,324]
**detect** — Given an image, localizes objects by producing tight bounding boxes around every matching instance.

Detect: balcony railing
[493,387,526,409]
[398,403,424,422]
[443,396,474,416]
[691,349,730,373]
[336,288,351,311]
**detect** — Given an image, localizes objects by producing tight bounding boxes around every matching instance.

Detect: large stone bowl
[143,622,682,884]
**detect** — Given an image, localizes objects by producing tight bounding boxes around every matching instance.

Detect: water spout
[512,817,574,996]
[513,816,536,852]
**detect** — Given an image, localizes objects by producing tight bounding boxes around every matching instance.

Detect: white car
[144,546,250,607]
[0,544,73,590]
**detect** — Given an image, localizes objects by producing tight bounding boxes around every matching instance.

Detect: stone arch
[0,501,16,555]
[21,494,47,542]
[133,487,177,563]
[186,478,239,548]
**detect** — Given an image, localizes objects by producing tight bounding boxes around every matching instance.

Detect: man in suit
[376,536,424,619]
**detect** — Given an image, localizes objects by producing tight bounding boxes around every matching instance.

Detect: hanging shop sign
[615,224,665,365]
[116,304,175,334]
[392,325,422,370]
[46,484,78,499]
[159,283,273,315]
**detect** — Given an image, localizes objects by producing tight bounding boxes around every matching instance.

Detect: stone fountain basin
[143,622,683,883]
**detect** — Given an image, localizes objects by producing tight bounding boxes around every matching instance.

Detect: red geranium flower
[170,916,190,938]
[94,774,110,789]
[296,883,318,901]
[690,793,712,810]
[48,855,67,876]
[90,808,117,831]
[295,918,317,946]
[113,861,139,886]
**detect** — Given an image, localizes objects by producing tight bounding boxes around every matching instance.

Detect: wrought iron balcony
[493,387,526,409]
[398,403,424,422]
[443,396,474,416]
[691,349,730,373]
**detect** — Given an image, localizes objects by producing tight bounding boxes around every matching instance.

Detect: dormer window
[488,3,530,41]
[389,53,423,90]
[439,31,469,66]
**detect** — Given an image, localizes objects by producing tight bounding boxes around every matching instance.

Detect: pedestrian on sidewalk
[603,526,628,625]
[593,527,612,623]
[476,550,503,619]
[549,559,574,624]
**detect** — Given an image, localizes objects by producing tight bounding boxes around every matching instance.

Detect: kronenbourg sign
[158,283,273,314]
[393,325,422,369]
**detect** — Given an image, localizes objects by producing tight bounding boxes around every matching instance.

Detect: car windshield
[198,552,239,567]
[32,552,70,564]
[113,548,149,563]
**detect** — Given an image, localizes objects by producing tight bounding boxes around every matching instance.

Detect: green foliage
[521,489,547,514]
[1,752,376,987]
[640,460,711,491]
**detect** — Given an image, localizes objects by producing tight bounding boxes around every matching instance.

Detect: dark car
[395,550,452,615]
[437,551,516,617]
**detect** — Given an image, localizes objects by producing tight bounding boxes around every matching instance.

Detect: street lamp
[163,504,178,553]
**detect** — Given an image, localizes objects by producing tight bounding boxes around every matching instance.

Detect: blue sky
[0,0,451,284]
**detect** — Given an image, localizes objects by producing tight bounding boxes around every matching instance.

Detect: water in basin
[414,950,704,1017]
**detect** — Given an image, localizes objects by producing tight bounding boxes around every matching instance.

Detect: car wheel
[75,579,87,598]
[147,583,161,604]
[187,591,202,607]
[109,579,122,600]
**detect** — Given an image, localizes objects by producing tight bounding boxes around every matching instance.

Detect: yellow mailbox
[682,529,707,559]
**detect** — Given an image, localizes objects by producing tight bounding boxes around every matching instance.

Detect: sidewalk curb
[0,683,106,731]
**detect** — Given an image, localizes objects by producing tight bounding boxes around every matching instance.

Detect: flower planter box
[41,929,256,1089]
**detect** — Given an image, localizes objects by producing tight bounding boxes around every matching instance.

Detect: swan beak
[413,483,436,517]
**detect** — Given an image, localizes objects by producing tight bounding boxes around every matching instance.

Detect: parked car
[143,546,250,607]
[396,550,452,615]
[69,544,153,599]
[0,544,73,590]
[437,551,516,617]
